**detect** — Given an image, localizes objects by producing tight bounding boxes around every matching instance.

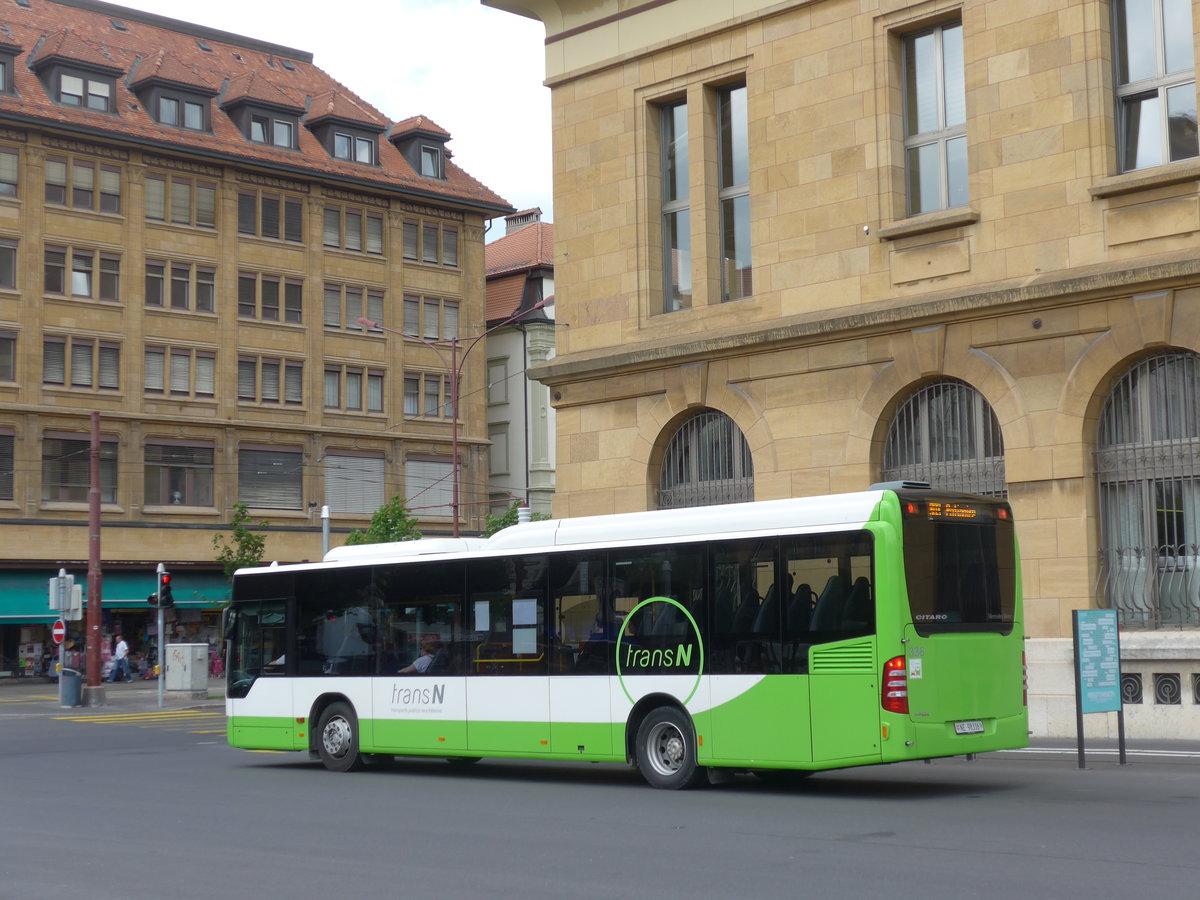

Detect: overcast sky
[115,0,553,233]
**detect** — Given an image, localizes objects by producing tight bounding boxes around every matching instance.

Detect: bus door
[465,556,552,754]
[226,597,297,751]
[796,532,882,764]
[548,553,612,757]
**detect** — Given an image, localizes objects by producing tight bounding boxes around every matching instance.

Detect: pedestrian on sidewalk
[109,633,132,683]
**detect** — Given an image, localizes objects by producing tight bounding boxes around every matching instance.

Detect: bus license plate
[954,720,984,735]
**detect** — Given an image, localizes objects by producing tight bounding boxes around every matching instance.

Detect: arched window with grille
[1095,351,1200,629]
[882,378,1006,497]
[657,410,753,509]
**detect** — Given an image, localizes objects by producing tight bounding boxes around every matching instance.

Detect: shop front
[0,569,230,679]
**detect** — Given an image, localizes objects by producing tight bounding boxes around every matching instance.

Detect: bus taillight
[882,655,908,714]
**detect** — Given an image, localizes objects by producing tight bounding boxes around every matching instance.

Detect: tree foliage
[212,503,269,581]
[343,495,422,545]
[482,501,548,537]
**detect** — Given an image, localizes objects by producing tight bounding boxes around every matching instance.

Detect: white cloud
[118,0,553,229]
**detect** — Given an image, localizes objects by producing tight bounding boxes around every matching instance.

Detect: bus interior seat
[752,582,781,635]
[841,576,873,632]
[808,574,847,631]
[785,583,813,637]
[731,586,761,633]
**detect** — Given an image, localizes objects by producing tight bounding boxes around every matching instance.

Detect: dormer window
[249,114,296,149]
[158,96,206,130]
[0,54,13,95]
[333,132,375,165]
[59,72,113,111]
[420,145,442,177]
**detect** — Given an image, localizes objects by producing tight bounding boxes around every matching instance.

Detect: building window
[323,204,384,254]
[45,247,119,301]
[0,146,18,197]
[144,346,215,398]
[0,239,15,289]
[420,145,443,178]
[45,156,121,213]
[156,95,207,130]
[658,410,754,509]
[1114,0,1198,171]
[324,454,385,515]
[882,378,1006,496]
[324,365,384,413]
[0,331,14,381]
[237,356,303,405]
[237,190,303,242]
[405,456,453,517]
[144,443,214,506]
[403,372,451,418]
[238,271,302,323]
[1095,351,1200,628]
[402,219,457,266]
[42,435,117,503]
[146,174,216,228]
[402,295,458,341]
[0,432,12,501]
[902,20,967,215]
[718,83,751,302]
[58,72,113,112]
[660,100,691,312]
[487,358,509,405]
[0,56,11,95]
[43,337,120,390]
[333,132,376,165]
[238,447,302,509]
[248,114,297,149]
[145,261,215,313]
[323,283,382,330]
[488,423,509,476]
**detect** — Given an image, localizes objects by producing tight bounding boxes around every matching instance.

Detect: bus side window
[551,553,608,674]
[783,532,875,672]
[709,539,780,675]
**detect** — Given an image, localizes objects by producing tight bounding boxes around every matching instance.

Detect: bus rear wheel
[635,707,706,790]
[317,701,364,772]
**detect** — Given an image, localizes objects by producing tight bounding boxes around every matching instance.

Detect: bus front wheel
[635,707,706,790]
[317,701,364,772]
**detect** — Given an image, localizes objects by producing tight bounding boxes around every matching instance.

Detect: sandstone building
[0,0,509,671]
[486,0,1200,737]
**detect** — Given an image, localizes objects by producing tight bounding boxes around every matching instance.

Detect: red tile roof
[485,272,527,322]
[130,50,218,93]
[485,221,554,276]
[307,89,388,129]
[0,0,510,212]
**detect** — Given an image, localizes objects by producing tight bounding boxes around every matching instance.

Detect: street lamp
[358,296,550,537]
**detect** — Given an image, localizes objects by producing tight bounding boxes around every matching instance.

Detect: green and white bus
[225,484,1027,788]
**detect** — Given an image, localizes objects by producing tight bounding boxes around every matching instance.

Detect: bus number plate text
[954,720,984,735]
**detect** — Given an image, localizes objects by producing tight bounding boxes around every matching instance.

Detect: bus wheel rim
[322,716,352,758]
[647,721,685,776]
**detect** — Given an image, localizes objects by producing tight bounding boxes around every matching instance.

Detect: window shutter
[195,354,215,395]
[366,215,383,254]
[71,340,93,386]
[237,359,256,399]
[146,175,166,220]
[169,350,189,393]
[345,287,362,327]
[367,291,383,325]
[405,458,453,517]
[323,208,340,247]
[284,199,302,241]
[284,362,303,404]
[261,360,280,402]
[196,184,216,228]
[98,344,120,389]
[443,302,459,340]
[238,448,302,509]
[323,286,341,327]
[324,369,339,407]
[43,339,66,384]
[237,193,255,234]
[325,454,384,515]
[144,349,164,392]
[403,221,418,260]
[443,227,458,266]
[170,180,191,224]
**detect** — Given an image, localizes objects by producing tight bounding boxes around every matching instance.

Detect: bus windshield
[900,496,1017,635]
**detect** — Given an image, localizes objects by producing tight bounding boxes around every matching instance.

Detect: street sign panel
[52,620,66,644]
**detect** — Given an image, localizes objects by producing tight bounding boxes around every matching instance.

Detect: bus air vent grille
[810,641,875,673]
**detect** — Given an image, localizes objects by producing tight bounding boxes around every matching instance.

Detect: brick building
[0,0,509,673]
[487,0,1200,737]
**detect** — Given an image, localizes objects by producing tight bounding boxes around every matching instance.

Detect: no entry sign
[52,619,66,644]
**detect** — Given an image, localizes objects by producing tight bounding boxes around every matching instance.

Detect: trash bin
[60,667,82,708]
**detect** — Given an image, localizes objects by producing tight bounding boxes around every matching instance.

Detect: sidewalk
[0,673,225,714]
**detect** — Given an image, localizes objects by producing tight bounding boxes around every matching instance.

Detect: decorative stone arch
[633,361,777,508]
[845,325,1030,485]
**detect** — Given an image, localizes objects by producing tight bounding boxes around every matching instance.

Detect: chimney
[505,208,542,235]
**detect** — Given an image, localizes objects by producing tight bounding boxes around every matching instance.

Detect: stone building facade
[486,0,1200,737]
[0,0,508,672]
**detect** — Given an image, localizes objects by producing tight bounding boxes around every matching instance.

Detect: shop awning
[0,570,231,623]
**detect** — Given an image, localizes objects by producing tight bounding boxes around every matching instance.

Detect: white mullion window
[661,99,691,312]
[902,20,967,215]
[1114,0,1198,171]
[717,83,751,303]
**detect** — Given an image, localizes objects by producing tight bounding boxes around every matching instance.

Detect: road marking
[0,694,59,703]
[54,711,224,727]
[998,746,1200,760]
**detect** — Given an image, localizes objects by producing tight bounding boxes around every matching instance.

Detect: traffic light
[146,590,158,607]
[158,570,174,608]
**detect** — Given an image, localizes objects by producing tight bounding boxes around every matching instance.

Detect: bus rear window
[901,500,1016,636]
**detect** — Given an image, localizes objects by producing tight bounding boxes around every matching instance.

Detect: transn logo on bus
[615,596,705,706]
[390,682,445,710]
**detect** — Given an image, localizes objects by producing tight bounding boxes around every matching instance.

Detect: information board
[1074,609,1122,714]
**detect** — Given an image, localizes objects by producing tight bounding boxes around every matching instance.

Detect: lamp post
[359,296,549,537]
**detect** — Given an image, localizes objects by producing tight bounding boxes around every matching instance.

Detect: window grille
[1095,351,1200,628]
[882,378,1006,496]
[658,410,753,509]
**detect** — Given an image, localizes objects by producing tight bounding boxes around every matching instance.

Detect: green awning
[0,570,231,623]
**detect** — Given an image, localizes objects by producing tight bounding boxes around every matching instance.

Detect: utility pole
[82,411,105,707]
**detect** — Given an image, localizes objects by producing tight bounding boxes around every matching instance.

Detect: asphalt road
[1,699,1197,900]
